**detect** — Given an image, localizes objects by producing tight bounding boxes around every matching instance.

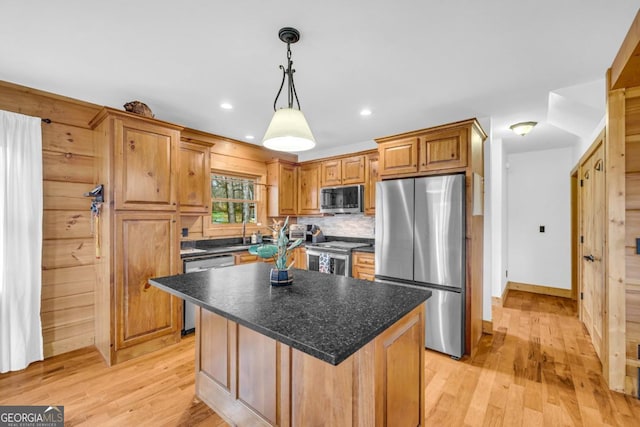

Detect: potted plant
[249,217,303,286]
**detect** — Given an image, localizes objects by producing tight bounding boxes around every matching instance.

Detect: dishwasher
[182,254,235,335]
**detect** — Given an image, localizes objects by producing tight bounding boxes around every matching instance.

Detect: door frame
[570,166,579,304]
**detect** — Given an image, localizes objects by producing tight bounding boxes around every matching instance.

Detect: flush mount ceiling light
[262,27,316,152]
[509,121,537,136]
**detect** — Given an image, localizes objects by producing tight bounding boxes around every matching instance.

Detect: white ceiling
[1,1,638,159]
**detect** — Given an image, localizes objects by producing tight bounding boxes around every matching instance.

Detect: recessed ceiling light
[245,135,255,140]
[360,109,372,116]
[220,103,233,110]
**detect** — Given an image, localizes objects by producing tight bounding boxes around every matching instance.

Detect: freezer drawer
[425,287,464,358]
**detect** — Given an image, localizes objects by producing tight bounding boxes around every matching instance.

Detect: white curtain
[0,110,43,373]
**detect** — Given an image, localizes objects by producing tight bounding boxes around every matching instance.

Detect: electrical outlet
[539,225,545,233]
[181,227,188,237]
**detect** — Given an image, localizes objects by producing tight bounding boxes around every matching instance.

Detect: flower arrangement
[249,217,303,270]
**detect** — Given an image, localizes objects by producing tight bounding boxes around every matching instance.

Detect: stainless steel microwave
[320,184,363,214]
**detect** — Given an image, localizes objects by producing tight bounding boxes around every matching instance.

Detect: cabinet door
[378,137,419,176]
[353,265,375,281]
[298,163,321,215]
[114,212,180,352]
[278,163,297,215]
[267,161,297,217]
[321,160,342,187]
[114,118,179,210]
[294,247,307,270]
[341,155,365,184]
[418,128,467,172]
[364,153,379,216]
[234,252,259,265]
[179,141,211,215]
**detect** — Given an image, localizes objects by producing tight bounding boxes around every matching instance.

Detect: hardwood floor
[0,335,226,426]
[425,290,640,426]
[1,290,639,426]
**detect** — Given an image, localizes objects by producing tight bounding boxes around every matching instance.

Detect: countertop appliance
[306,241,370,277]
[289,224,306,240]
[182,253,234,335]
[375,174,465,359]
[320,184,364,214]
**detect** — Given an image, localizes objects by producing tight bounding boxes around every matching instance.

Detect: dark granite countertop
[150,263,430,365]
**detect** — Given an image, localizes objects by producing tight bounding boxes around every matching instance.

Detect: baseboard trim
[482,320,493,335]
[507,281,573,299]
[501,284,509,306]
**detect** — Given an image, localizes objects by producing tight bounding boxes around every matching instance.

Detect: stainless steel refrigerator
[375,174,465,359]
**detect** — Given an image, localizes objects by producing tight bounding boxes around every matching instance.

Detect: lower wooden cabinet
[234,251,259,265]
[352,251,375,281]
[96,212,181,366]
[196,303,424,426]
[234,248,305,269]
[294,247,307,270]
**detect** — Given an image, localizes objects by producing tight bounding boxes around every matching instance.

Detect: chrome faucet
[242,220,249,245]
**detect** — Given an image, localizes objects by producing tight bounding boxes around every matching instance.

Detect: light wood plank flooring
[1,290,639,426]
[425,290,640,426]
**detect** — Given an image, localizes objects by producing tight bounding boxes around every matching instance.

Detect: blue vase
[270,268,293,286]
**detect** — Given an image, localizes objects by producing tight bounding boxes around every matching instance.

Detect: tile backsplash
[298,214,374,239]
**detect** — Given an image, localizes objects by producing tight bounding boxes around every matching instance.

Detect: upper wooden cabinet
[364,153,379,216]
[321,155,365,187]
[419,128,467,172]
[298,162,321,215]
[178,140,212,215]
[321,160,342,186]
[378,137,419,177]
[376,120,482,178]
[267,160,297,217]
[91,108,181,211]
[341,155,366,184]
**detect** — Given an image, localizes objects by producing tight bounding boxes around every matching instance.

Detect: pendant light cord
[272,42,301,112]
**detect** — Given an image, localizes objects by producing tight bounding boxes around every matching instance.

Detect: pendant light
[263,27,316,152]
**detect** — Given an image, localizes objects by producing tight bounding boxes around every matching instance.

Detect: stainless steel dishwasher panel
[182,254,234,335]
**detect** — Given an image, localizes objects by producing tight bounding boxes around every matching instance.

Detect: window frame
[210,174,258,225]
[204,170,267,238]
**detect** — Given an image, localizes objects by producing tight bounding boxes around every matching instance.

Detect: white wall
[506,147,573,289]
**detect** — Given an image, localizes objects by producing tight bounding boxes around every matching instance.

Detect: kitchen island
[150,263,431,426]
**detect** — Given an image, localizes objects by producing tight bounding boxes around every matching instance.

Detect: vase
[270,268,293,286]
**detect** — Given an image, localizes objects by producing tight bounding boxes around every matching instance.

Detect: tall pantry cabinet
[90,108,182,365]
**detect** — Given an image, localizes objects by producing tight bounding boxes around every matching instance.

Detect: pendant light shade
[262,27,316,152]
[263,108,316,151]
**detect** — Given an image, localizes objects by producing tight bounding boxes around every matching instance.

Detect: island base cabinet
[195,304,425,426]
